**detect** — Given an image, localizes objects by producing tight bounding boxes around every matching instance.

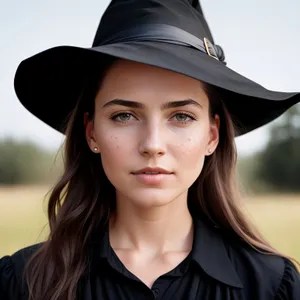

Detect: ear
[205,114,220,156]
[84,112,100,153]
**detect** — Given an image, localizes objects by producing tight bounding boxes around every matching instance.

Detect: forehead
[95,59,209,107]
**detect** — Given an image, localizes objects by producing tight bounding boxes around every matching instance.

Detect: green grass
[1,186,300,267]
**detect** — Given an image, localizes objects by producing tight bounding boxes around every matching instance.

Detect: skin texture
[85,59,219,287]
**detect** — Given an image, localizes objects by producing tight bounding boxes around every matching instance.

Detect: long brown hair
[25,60,298,300]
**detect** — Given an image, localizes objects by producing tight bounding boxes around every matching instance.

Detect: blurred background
[0,0,299,265]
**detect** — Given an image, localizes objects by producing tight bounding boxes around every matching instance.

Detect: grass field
[0,186,300,266]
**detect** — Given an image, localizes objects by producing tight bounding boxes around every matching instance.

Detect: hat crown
[92,0,214,47]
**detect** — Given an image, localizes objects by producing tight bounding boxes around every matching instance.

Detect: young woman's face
[86,59,219,209]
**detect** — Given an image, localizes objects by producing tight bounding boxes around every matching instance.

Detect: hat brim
[14,41,299,136]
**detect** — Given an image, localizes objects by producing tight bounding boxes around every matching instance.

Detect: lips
[132,167,172,175]
[131,167,173,185]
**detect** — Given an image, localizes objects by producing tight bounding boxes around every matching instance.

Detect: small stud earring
[208,149,212,153]
[93,147,98,152]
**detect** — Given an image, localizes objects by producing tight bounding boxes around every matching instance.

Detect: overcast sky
[0,0,299,155]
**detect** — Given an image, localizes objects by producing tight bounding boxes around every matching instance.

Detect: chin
[127,189,182,208]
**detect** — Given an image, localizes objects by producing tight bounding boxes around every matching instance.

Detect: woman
[1,0,300,299]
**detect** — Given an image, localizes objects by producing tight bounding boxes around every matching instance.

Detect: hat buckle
[203,37,219,61]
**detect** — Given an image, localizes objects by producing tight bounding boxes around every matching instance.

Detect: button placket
[151,287,160,298]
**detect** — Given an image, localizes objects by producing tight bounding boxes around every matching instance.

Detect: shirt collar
[191,217,243,288]
[89,217,243,288]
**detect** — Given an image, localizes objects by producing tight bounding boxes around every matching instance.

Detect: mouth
[131,167,173,185]
[131,167,173,175]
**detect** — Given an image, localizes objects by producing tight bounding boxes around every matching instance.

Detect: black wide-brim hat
[14,0,299,136]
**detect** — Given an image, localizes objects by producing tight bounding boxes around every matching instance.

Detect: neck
[109,193,194,255]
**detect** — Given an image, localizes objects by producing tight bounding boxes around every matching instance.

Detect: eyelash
[110,111,197,124]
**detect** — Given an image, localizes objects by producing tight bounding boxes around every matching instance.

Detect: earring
[93,147,98,152]
[208,149,212,153]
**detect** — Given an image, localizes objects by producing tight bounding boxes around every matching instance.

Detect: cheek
[172,130,208,182]
[95,128,134,173]
[174,131,208,161]
[96,121,129,149]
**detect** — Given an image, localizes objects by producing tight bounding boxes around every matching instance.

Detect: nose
[138,122,166,157]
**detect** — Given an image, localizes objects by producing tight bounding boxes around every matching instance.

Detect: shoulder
[2,242,43,276]
[225,237,300,299]
[0,243,43,299]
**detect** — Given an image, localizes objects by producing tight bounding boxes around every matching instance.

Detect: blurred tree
[0,139,63,185]
[237,154,271,194]
[255,104,300,192]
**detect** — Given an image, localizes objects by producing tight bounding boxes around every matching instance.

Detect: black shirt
[1,217,299,299]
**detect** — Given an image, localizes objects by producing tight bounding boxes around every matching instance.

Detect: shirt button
[152,288,160,297]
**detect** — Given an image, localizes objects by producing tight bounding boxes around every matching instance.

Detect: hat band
[97,24,225,64]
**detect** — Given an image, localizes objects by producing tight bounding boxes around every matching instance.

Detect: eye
[172,113,196,123]
[110,112,135,123]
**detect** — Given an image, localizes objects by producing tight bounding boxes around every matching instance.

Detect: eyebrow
[102,98,203,110]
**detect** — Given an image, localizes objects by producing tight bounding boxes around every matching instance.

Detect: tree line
[0,139,63,185]
[237,105,300,193]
